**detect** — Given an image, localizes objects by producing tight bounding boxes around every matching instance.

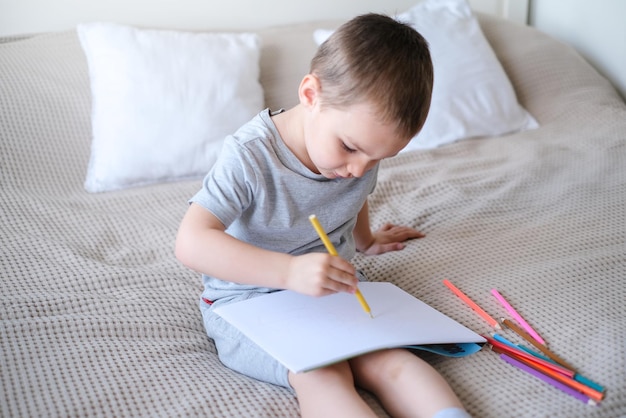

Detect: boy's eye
[341,142,356,153]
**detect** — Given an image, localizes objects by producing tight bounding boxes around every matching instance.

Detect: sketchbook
[214,282,486,373]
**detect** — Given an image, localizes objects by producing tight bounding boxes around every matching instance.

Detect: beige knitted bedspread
[1,14,625,418]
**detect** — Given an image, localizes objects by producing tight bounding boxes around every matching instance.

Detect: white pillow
[77,22,264,192]
[314,0,538,151]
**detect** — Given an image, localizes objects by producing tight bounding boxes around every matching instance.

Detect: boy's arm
[353,199,425,255]
[353,200,376,252]
[175,203,359,296]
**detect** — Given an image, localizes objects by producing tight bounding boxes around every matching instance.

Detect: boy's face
[303,101,408,179]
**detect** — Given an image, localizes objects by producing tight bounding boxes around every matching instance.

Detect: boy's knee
[289,361,353,391]
[376,349,416,380]
[352,349,417,387]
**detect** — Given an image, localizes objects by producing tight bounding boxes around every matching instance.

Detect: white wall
[0,0,525,36]
[1,0,622,99]
[529,0,626,100]
[0,0,408,35]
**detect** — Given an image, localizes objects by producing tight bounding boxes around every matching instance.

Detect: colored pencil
[309,214,373,318]
[493,333,578,380]
[491,288,545,345]
[500,354,597,406]
[484,335,575,378]
[516,343,555,363]
[574,374,606,394]
[515,343,605,393]
[500,318,576,371]
[443,280,500,329]
[497,347,605,403]
[492,333,521,350]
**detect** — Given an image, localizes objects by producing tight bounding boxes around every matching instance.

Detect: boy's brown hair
[311,13,433,141]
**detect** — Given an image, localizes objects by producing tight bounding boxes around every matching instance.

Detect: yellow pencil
[308,214,373,318]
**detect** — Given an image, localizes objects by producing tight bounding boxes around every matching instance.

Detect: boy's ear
[298,74,321,109]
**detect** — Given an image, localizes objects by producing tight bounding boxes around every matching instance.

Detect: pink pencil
[491,289,545,345]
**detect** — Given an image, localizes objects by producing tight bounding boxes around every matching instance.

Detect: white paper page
[214,282,485,373]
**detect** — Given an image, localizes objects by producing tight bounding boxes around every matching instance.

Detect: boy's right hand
[286,253,359,297]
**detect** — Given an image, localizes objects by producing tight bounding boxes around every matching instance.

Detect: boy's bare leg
[289,361,377,418]
[350,348,466,418]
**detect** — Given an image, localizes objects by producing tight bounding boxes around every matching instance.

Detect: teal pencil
[494,333,606,393]
[515,344,605,393]
[500,354,597,406]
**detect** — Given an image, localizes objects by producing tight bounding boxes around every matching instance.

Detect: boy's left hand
[360,223,424,255]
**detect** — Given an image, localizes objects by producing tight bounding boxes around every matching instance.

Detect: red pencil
[496,346,605,403]
[483,335,575,378]
[500,317,576,371]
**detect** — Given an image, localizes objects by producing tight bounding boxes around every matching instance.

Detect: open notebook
[215,282,486,373]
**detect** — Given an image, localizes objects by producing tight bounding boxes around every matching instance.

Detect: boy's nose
[347,160,370,178]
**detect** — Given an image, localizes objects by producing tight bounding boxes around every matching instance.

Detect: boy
[176,13,470,418]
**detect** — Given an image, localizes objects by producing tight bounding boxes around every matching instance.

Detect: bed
[1,2,625,417]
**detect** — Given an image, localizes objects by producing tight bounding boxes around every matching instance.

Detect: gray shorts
[200,293,292,389]
[200,271,368,389]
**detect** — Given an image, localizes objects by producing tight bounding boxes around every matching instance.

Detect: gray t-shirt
[190,108,378,301]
